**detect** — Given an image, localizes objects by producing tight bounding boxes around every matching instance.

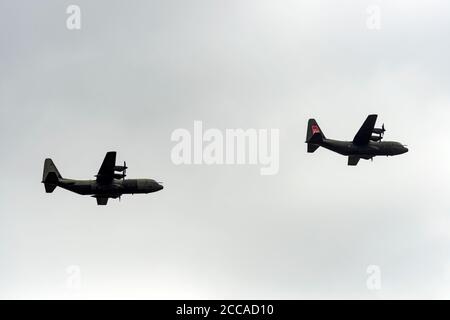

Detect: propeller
[123,161,127,180]
[372,124,386,139]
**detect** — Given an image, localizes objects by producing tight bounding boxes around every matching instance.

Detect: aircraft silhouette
[42,151,163,205]
[306,114,408,165]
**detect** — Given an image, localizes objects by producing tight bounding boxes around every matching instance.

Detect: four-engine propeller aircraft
[306,114,408,166]
[42,151,163,205]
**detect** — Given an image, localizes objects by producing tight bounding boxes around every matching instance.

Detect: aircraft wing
[95,196,109,205]
[348,156,360,166]
[352,114,378,145]
[96,151,116,182]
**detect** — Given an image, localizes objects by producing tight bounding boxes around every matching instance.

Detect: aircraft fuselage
[56,178,163,198]
[318,139,408,159]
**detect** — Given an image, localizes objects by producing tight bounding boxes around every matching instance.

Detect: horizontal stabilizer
[307,143,320,153]
[44,184,57,193]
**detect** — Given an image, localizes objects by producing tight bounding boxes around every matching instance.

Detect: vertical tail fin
[42,158,62,193]
[306,119,325,153]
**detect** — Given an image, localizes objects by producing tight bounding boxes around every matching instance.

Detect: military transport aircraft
[42,151,163,205]
[306,114,408,166]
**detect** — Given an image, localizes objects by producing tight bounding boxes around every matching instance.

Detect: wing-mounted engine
[113,161,128,180]
[370,135,382,142]
[371,123,385,142]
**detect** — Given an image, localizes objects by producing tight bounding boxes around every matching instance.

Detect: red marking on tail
[311,125,320,134]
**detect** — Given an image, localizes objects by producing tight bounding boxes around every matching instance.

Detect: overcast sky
[1,0,450,299]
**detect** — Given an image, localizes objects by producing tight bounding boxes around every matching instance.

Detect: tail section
[307,144,320,153]
[42,158,62,193]
[306,119,325,153]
